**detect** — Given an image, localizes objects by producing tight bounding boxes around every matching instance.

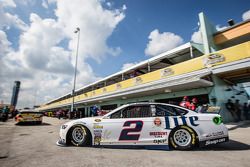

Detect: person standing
[243,103,249,120]
[225,99,236,122]
[2,106,9,122]
[179,96,191,109]
[91,105,99,117]
[234,99,242,122]
[189,98,198,111]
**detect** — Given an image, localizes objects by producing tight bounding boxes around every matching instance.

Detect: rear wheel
[169,126,196,150]
[70,125,90,146]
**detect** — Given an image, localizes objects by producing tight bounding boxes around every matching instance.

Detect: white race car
[57,103,229,150]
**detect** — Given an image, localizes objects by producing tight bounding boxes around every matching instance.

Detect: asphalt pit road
[19,133,30,136]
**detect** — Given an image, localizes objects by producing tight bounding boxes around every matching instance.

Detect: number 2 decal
[119,120,143,141]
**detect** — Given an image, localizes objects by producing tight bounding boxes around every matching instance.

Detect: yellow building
[38,13,250,122]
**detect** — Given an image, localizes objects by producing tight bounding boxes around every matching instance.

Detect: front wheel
[169,126,196,150]
[70,125,90,146]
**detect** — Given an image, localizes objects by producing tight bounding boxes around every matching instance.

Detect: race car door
[98,104,155,145]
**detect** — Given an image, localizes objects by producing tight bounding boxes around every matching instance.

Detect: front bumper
[56,126,68,146]
[56,137,67,147]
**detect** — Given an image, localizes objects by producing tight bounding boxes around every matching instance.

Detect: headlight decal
[61,125,68,129]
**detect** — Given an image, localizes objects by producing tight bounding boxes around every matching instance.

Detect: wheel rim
[173,129,191,147]
[72,127,86,143]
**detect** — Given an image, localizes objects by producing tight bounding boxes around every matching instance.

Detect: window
[121,105,151,118]
[110,105,153,119]
[174,107,188,115]
[155,105,176,116]
[110,110,122,119]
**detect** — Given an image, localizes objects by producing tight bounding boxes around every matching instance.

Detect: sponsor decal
[161,68,174,78]
[94,136,101,145]
[103,130,112,140]
[93,124,103,129]
[153,139,167,144]
[154,118,162,127]
[116,83,122,90]
[205,138,226,146]
[205,131,224,138]
[149,132,167,138]
[164,116,199,129]
[93,129,102,134]
[203,53,225,67]
[213,116,222,125]
[119,120,143,141]
[93,128,102,145]
[94,119,101,122]
[134,77,143,85]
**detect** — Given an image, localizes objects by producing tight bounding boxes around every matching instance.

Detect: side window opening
[173,107,188,116]
[155,105,177,116]
[121,105,151,118]
[110,110,122,119]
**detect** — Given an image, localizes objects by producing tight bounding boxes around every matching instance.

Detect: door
[99,104,153,145]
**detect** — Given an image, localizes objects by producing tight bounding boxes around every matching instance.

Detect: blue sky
[88,0,250,77]
[0,0,249,107]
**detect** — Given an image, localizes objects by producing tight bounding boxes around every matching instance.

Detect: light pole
[70,27,80,119]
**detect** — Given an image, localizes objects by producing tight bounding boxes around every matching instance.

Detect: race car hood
[63,116,103,128]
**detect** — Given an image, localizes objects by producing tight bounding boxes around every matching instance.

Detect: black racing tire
[169,125,196,150]
[69,125,91,147]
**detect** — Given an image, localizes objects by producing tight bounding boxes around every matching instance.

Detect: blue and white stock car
[57,103,229,150]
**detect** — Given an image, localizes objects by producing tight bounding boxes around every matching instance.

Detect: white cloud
[242,9,250,21]
[145,29,183,57]
[42,0,49,9]
[0,2,28,30]
[121,62,138,71]
[17,13,67,71]
[122,4,127,10]
[56,0,125,62]
[1,0,16,8]
[0,30,12,56]
[106,2,112,8]
[191,29,203,44]
[216,25,228,31]
[48,0,57,4]
[15,0,35,6]
[0,0,126,108]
